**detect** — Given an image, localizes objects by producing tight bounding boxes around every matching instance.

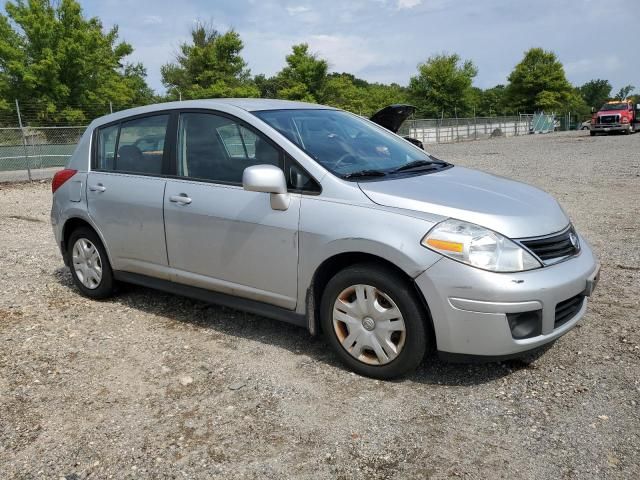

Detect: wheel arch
[307,251,436,346]
[61,216,113,268]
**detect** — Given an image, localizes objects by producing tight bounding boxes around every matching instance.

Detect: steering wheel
[332,152,359,170]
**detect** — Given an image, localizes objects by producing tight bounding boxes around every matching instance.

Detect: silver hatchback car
[51,99,600,379]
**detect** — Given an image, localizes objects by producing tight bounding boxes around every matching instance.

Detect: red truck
[590,100,639,135]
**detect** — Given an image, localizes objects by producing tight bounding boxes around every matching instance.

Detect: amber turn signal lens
[425,238,464,253]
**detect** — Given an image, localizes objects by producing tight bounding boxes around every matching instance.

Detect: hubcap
[72,238,103,289]
[332,284,406,366]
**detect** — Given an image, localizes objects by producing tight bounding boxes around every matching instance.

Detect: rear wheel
[320,264,428,379]
[67,227,114,299]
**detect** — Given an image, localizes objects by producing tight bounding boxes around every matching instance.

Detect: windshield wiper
[342,169,387,180]
[391,159,448,173]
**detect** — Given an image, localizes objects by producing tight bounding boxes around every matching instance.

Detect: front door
[163,111,300,309]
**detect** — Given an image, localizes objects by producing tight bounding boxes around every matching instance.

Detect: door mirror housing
[242,165,290,210]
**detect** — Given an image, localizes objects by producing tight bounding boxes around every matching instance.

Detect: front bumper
[591,123,631,133]
[416,236,599,358]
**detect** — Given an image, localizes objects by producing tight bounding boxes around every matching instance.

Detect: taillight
[52,169,77,194]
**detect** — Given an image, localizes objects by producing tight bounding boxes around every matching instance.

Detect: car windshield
[600,103,628,111]
[254,109,448,178]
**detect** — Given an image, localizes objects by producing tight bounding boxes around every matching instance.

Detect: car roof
[90,98,336,127]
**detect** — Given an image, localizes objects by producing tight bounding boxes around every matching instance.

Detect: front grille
[520,226,579,263]
[599,115,619,124]
[555,294,584,328]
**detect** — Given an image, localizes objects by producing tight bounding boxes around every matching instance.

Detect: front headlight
[421,219,542,272]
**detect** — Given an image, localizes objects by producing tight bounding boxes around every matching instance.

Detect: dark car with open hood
[370,104,424,149]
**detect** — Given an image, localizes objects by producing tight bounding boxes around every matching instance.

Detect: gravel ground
[1,130,638,479]
[0,167,59,184]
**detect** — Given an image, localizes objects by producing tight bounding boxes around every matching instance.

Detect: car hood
[370,104,416,133]
[358,166,569,238]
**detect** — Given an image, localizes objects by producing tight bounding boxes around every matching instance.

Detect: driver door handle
[169,194,192,205]
[89,183,106,192]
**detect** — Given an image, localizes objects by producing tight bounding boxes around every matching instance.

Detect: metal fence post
[15,99,32,182]
[474,109,478,140]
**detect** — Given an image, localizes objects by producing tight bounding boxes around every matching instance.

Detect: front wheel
[320,264,428,379]
[590,131,596,136]
[67,227,115,299]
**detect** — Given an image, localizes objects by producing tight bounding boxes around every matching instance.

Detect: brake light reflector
[51,169,77,193]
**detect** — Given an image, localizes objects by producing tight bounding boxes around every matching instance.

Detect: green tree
[321,73,368,113]
[364,82,410,116]
[408,53,478,117]
[476,85,507,116]
[319,73,409,116]
[253,73,280,99]
[161,23,258,100]
[0,0,152,123]
[506,48,580,113]
[614,84,635,100]
[579,79,612,109]
[273,43,328,103]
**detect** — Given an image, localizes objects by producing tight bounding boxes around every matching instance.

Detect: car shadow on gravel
[54,267,544,387]
[408,344,552,386]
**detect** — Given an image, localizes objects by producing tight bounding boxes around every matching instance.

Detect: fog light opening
[507,310,542,340]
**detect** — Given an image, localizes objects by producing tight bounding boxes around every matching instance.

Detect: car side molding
[113,271,308,329]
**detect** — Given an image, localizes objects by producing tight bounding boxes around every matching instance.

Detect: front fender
[296,197,443,315]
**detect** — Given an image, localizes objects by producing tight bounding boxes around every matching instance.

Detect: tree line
[0,0,636,125]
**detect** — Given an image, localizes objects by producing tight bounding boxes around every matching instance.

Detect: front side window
[177,112,281,184]
[254,109,449,180]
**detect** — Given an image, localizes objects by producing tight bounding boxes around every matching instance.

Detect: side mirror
[591,107,595,113]
[242,164,290,210]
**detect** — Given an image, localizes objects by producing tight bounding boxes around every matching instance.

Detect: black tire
[589,131,596,136]
[67,227,115,299]
[320,263,429,379]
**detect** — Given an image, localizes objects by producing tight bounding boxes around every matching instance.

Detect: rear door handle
[89,184,106,192]
[169,194,192,205]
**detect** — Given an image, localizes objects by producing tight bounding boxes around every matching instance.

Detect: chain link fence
[0,101,129,182]
[0,126,85,171]
[398,115,534,145]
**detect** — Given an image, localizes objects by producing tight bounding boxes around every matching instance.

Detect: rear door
[163,111,301,309]
[87,113,172,277]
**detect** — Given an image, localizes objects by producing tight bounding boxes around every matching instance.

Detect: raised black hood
[370,104,416,133]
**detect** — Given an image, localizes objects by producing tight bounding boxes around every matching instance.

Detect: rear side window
[116,115,169,175]
[95,124,118,170]
[94,114,169,175]
[177,112,281,184]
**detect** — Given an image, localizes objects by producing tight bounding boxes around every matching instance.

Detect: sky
[65,0,640,94]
